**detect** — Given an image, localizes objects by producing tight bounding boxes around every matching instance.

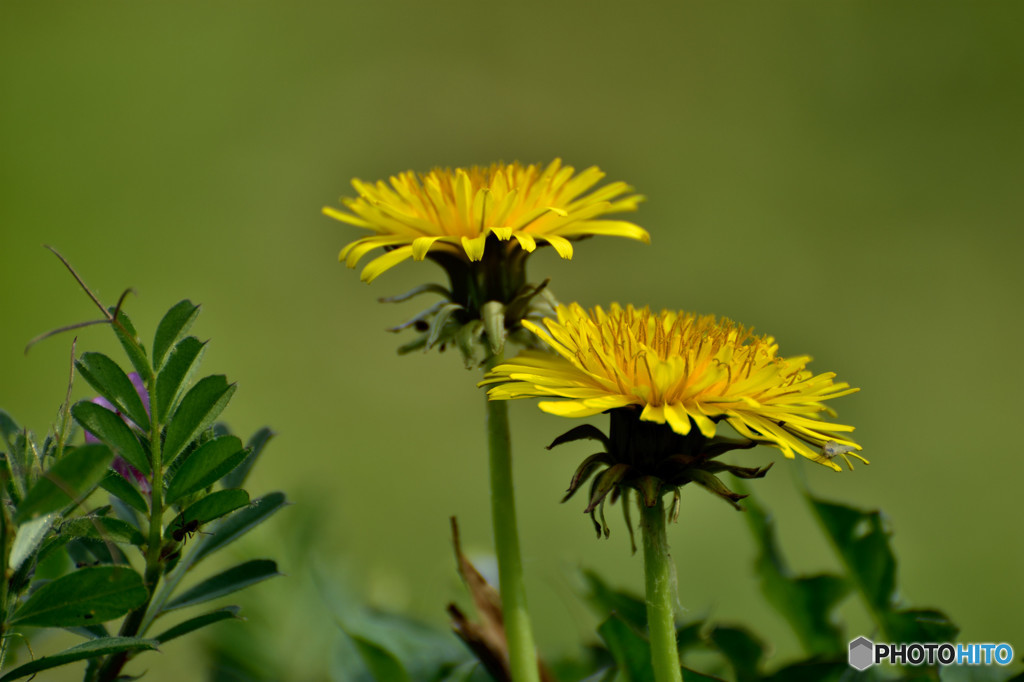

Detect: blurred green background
[2,2,1022,679]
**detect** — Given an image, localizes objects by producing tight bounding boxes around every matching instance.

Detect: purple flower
[84,372,151,494]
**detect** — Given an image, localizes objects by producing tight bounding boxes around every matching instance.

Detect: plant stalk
[90,375,165,682]
[640,496,683,682]
[484,354,540,682]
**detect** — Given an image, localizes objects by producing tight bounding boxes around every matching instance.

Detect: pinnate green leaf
[165,435,247,504]
[71,401,150,475]
[16,444,114,522]
[10,565,147,627]
[99,471,148,513]
[167,489,250,540]
[153,299,200,369]
[221,427,274,489]
[155,336,206,422]
[164,559,279,611]
[9,512,59,572]
[163,375,236,463]
[154,605,240,643]
[0,637,158,682]
[74,352,150,432]
[109,308,152,383]
[192,491,288,564]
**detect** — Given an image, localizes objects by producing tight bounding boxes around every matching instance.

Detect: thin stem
[640,496,683,682]
[484,354,540,682]
[91,374,165,682]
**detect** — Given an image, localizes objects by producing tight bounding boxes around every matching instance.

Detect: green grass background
[2,2,1022,679]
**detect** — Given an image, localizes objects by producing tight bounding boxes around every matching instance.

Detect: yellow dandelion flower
[483,303,865,472]
[323,159,648,283]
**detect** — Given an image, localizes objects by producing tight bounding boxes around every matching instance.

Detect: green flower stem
[484,354,540,682]
[640,496,683,682]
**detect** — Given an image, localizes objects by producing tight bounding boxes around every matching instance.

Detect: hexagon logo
[849,636,874,670]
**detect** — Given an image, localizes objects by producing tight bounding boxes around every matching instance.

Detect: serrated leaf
[74,352,150,432]
[109,308,152,383]
[336,610,466,682]
[808,494,959,645]
[163,375,236,463]
[167,488,250,540]
[164,559,279,611]
[154,605,240,643]
[581,569,648,631]
[16,444,114,522]
[740,487,848,656]
[9,512,59,571]
[191,491,287,564]
[153,299,200,370]
[597,614,655,682]
[165,435,246,504]
[0,637,158,682]
[221,427,274,490]
[347,634,410,682]
[99,471,148,514]
[707,625,765,682]
[154,336,207,422]
[10,565,147,627]
[71,401,150,475]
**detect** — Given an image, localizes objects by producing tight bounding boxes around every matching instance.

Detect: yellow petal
[542,235,574,259]
[411,236,442,260]
[360,246,414,283]
[460,234,488,261]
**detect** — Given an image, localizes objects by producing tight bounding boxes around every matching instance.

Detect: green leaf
[153,299,200,370]
[346,634,410,682]
[99,471,148,513]
[9,565,147,627]
[0,637,158,682]
[154,336,207,422]
[58,516,146,546]
[808,494,960,644]
[221,427,274,489]
[581,569,648,631]
[167,489,250,540]
[336,610,466,682]
[154,605,240,643]
[9,512,59,572]
[760,659,848,682]
[192,491,288,564]
[163,375,236,463]
[707,625,765,682]
[597,614,655,682]
[16,444,114,522]
[71,401,150,475]
[165,435,247,504]
[0,409,28,499]
[74,352,150,432]
[109,308,152,383]
[740,487,848,656]
[164,559,279,611]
